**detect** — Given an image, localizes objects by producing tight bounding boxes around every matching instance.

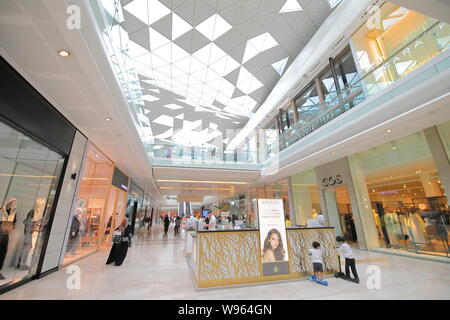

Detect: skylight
[326,0,343,9]
[123,0,148,24]
[243,32,278,63]
[272,57,289,75]
[164,103,184,110]
[279,0,303,13]
[148,0,171,25]
[195,14,232,41]
[109,0,334,147]
[143,94,159,102]
[172,13,192,40]
[236,67,263,94]
[153,115,174,127]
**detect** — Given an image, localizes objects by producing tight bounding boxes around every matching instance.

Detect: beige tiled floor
[1,225,449,300]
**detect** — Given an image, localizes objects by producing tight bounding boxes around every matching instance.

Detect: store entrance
[323,186,358,245]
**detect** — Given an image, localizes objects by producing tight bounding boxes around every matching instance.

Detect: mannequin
[18,199,45,271]
[67,208,83,256]
[0,197,17,280]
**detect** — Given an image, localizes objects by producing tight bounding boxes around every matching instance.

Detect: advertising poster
[258,199,289,276]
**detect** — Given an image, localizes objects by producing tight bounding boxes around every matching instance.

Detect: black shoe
[0,273,5,280]
[354,278,360,283]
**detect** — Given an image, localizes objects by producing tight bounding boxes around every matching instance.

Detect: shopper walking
[106,217,131,266]
[163,214,170,234]
[174,216,181,236]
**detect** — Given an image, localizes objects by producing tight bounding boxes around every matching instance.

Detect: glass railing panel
[274,21,450,152]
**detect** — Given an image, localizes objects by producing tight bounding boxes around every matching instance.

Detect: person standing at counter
[262,229,285,262]
[206,212,217,230]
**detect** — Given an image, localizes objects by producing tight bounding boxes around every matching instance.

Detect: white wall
[41,131,87,273]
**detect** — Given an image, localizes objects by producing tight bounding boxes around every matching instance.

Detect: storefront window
[349,131,449,257]
[265,179,291,221]
[0,120,64,286]
[64,144,114,263]
[291,170,321,226]
[351,2,449,96]
[437,120,450,160]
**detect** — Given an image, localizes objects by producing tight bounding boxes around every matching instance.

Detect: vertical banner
[258,199,289,276]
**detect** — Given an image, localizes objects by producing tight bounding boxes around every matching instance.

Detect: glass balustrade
[145,143,263,169]
[271,21,450,152]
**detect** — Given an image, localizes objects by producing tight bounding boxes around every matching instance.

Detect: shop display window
[264,179,291,221]
[290,170,321,226]
[351,2,449,96]
[349,131,449,257]
[0,120,65,286]
[64,144,114,264]
[101,186,127,245]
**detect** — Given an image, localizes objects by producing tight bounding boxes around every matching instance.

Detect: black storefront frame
[0,57,79,294]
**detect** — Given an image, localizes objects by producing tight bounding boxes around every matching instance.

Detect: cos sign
[322,175,343,187]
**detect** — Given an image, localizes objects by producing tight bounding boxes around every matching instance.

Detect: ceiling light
[331,151,336,155]
[156,179,249,185]
[123,146,130,150]
[385,129,392,133]
[58,50,71,57]
[104,117,112,121]
[159,187,232,191]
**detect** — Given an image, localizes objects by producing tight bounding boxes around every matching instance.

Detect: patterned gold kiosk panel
[188,227,338,288]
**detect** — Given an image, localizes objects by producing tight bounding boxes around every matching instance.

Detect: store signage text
[322,175,343,187]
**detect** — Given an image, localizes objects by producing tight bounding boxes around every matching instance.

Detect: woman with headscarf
[106,217,131,266]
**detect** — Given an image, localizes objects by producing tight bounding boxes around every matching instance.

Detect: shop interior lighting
[159,187,232,191]
[157,179,249,185]
[385,129,392,133]
[104,117,112,121]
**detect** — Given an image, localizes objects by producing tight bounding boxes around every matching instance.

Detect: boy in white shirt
[308,241,324,281]
[336,235,359,283]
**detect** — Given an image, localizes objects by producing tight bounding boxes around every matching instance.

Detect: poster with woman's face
[258,199,289,276]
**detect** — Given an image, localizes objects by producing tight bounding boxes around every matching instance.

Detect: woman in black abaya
[106,217,131,266]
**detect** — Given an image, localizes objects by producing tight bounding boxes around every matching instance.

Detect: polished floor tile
[0,226,449,300]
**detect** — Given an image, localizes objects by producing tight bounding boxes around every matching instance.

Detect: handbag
[112,230,122,243]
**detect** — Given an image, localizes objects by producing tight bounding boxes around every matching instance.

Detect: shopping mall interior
[0,0,449,300]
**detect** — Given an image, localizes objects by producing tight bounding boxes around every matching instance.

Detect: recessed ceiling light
[58,50,71,57]
[331,151,336,155]
[104,117,112,121]
[385,129,392,133]
[123,146,130,150]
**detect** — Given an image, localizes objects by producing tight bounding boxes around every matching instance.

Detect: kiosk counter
[187,227,339,288]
